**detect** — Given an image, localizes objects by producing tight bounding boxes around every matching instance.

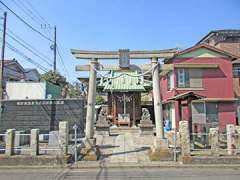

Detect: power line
[0,0,53,42]
[16,1,68,79]
[0,29,53,67]
[11,0,39,25]
[7,0,58,74]
[2,1,69,79]
[56,44,70,79]
[2,30,52,67]
[4,65,23,74]
[6,43,48,72]
[2,40,49,72]
[11,0,51,38]
[4,65,36,75]
[15,0,45,24]
[3,0,54,67]
[6,27,52,63]
[23,0,52,37]
[24,0,49,25]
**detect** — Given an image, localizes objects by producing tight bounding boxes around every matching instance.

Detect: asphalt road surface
[0,167,240,180]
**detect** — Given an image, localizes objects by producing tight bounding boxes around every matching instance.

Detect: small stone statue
[96,108,109,135]
[99,108,107,116]
[96,109,108,126]
[141,108,151,122]
[139,108,153,136]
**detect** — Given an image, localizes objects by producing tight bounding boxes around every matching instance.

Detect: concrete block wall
[0,99,86,134]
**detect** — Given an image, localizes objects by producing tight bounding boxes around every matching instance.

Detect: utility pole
[41,24,56,72]
[53,25,56,72]
[0,12,7,101]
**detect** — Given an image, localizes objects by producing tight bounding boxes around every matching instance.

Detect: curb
[0,162,240,169]
[0,165,69,169]
[73,161,240,169]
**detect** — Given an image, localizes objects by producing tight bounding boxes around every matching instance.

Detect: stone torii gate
[71,48,177,159]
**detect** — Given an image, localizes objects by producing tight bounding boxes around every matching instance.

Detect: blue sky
[0,0,240,82]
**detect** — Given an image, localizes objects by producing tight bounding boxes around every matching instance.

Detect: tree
[96,95,105,105]
[67,84,81,98]
[40,70,67,87]
[41,71,82,98]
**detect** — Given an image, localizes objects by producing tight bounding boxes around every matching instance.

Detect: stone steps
[109,127,140,134]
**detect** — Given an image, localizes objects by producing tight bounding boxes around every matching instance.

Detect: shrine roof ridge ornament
[71,48,179,59]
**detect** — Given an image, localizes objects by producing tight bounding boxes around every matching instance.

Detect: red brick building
[160,44,238,132]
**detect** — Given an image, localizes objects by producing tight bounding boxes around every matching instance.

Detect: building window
[206,102,218,123]
[167,72,174,91]
[233,66,240,77]
[177,69,190,88]
[177,68,202,88]
[192,102,218,132]
[192,102,206,124]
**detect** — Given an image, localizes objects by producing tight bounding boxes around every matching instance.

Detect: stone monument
[48,131,59,146]
[138,108,154,136]
[95,108,110,135]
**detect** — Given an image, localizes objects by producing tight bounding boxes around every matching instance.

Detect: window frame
[177,69,185,88]
[233,65,240,77]
[167,71,174,91]
[177,68,203,88]
[177,68,190,88]
[191,101,219,126]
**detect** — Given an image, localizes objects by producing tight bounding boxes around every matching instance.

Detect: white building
[5,81,61,100]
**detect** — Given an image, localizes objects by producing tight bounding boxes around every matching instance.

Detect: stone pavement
[96,128,154,163]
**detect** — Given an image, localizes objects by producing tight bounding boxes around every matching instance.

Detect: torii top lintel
[71,48,178,59]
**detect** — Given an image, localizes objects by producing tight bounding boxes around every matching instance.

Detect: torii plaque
[119,49,130,68]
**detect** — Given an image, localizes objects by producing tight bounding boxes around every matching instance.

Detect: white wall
[6,82,46,100]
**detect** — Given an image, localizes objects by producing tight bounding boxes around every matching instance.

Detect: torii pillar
[150,57,171,160]
[85,58,98,141]
[151,57,164,139]
[80,58,100,160]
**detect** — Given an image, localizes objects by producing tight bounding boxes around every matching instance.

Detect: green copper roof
[97,70,151,92]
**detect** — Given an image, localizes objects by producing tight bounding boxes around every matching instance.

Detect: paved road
[0,167,240,180]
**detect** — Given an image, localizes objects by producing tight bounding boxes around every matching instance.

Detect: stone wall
[0,99,86,133]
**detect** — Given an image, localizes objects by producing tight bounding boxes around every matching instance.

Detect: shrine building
[97,70,152,126]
